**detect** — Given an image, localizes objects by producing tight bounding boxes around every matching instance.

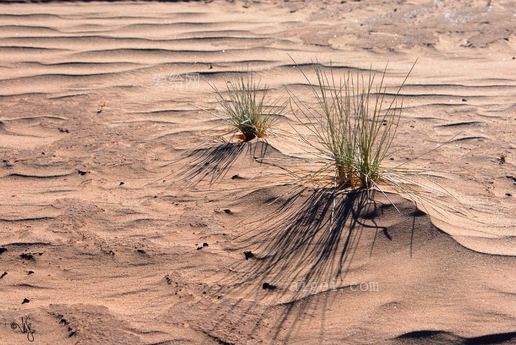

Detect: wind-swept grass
[212,75,281,142]
[289,64,415,190]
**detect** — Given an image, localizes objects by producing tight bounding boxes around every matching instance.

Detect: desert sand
[0,0,515,344]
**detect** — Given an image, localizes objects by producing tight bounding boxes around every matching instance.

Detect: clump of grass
[290,63,414,190]
[212,75,278,142]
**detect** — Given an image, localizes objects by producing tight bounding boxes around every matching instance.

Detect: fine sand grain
[0,1,515,344]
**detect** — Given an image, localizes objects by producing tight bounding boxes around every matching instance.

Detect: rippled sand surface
[0,1,515,344]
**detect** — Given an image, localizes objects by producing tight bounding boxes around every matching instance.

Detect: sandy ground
[0,0,515,344]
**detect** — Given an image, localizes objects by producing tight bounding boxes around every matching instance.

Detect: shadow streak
[177,141,269,186]
[200,187,405,344]
[234,188,377,288]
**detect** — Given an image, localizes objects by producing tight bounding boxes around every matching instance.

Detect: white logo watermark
[288,280,379,293]
[152,72,201,89]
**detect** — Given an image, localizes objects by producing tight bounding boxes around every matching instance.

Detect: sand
[0,0,515,344]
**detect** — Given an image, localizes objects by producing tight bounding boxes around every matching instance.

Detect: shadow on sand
[234,187,379,288]
[198,187,415,344]
[177,141,270,186]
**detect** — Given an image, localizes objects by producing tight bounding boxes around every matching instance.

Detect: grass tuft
[212,75,280,142]
[290,63,414,190]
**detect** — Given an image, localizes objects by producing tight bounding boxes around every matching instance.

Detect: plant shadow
[177,140,270,186]
[235,187,379,288]
[200,186,411,344]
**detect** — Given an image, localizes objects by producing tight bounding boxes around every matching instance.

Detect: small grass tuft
[212,75,280,142]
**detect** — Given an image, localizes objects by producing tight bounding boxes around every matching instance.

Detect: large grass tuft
[290,63,414,190]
